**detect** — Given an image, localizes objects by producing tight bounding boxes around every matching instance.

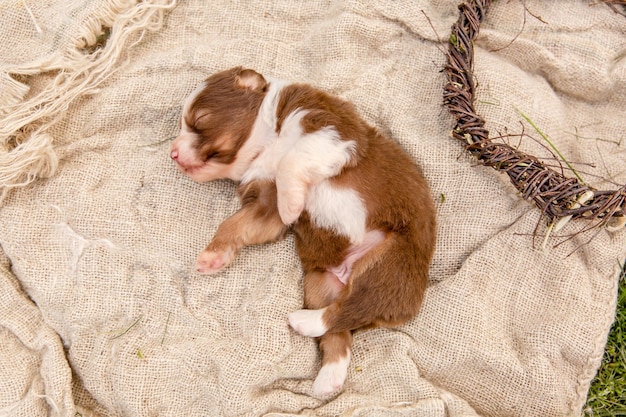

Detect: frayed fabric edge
[0,0,177,203]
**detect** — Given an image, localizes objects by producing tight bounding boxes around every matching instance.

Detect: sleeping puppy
[170,66,436,397]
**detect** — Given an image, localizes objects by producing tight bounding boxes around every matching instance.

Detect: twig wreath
[443,0,626,244]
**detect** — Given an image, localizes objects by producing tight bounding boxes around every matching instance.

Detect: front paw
[277,191,305,225]
[195,247,235,274]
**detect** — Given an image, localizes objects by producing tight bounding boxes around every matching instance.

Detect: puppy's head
[170,66,268,182]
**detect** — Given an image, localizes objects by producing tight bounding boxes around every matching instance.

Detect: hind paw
[312,354,350,397]
[287,308,328,337]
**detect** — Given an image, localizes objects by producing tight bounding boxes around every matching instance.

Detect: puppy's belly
[327,229,386,284]
[305,181,367,245]
[296,181,385,285]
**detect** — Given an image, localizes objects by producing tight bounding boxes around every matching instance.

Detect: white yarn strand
[0,0,177,200]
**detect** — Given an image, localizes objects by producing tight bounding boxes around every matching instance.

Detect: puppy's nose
[170,150,179,160]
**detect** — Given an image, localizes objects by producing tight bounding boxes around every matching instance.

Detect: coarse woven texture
[0,1,625,416]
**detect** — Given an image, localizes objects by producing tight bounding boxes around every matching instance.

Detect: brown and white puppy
[170,66,436,397]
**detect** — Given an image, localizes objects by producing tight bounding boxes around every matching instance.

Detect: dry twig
[442,0,626,235]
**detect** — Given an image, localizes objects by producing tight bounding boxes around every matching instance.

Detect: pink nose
[171,150,179,160]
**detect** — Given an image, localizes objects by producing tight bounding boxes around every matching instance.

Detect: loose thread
[111,315,142,340]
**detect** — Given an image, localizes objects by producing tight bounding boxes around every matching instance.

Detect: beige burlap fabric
[1,1,625,416]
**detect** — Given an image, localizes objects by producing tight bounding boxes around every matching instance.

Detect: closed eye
[205,151,219,161]
[194,112,212,126]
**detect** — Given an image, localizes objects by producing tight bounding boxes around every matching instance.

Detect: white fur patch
[239,84,367,235]
[306,181,367,244]
[312,351,351,397]
[288,307,328,337]
[277,112,356,224]
[226,78,286,181]
[241,105,356,225]
[242,110,355,181]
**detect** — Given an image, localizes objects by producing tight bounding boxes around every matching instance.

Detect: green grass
[585,259,626,416]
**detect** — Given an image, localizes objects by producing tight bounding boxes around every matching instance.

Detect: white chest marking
[240,91,358,226]
[241,109,355,184]
[306,181,367,244]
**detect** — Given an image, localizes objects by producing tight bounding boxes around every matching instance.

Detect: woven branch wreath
[443,0,626,238]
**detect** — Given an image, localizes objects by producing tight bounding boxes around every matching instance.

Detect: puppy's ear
[236,69,268,93]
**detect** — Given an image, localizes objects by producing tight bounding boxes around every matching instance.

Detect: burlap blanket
[1,1,625,416]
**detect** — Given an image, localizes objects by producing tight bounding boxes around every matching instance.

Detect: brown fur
[171,67,436,392]
[187,67,268,164]
[276,83,369,164]
[292,131,435,367]
[204,180,288,258]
